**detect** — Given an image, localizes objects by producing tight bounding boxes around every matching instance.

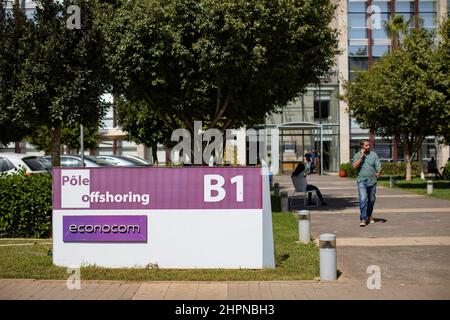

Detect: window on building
[313,91,330,122]
[395,0,414,13]
[349,57,369,71]
[348,1,366,13]
[349,45,368,56]
[283,142,296,153]
[374,144,392,159]
[419,1,436,13]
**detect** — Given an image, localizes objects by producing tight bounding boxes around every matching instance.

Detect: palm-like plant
[384,15,411,49]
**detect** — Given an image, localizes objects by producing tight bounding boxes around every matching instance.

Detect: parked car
[42,155,113,167]
[0,153,50,175]
[96,155,151,166]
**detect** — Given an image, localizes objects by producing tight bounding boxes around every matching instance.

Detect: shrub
[0,173,52,238]
[442,161,450,180]
[381,162,421,177]
[340,162,357,178]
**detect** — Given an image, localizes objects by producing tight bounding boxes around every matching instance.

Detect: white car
[0,153,50,175]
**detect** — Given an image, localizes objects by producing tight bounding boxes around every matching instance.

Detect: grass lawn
[0,212,319,281]
[378,176,450,201]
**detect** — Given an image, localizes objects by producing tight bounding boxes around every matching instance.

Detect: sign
[63,215,147,242]
[52,167,275,269]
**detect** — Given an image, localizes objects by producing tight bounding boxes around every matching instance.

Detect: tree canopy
[344,23,450,180]
[1,0,107,165]
[0,1,33,147]
[99,0,339,143]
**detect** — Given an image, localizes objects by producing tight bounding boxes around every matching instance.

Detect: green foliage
[443,161,450,180]
[116,97,173,148]
[340,162,357,178]
[344,24,450,180]
[381,162,421,177]
[0,174,52,238]
[0,2,33,146]
[27,123,101,154]
[2,0,108,165]
[342,161,421,178]
[99,0,339,144]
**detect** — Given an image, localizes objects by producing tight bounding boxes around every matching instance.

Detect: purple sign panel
[63,215,147,242]
[53,167,262,210]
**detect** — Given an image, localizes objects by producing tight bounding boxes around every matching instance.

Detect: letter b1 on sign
[204,175,244,203]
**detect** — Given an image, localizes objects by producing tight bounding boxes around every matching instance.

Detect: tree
[99,0,338,148]
[384,14,411,49]
[115,97,172,163]
[344,26,450,181]
[0,1,33,148]
[436,19,450,143]
[27,123,101,154]
[10,0,107,166]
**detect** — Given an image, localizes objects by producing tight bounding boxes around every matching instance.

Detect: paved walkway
[1,279,448,300]
[1,174,449,299]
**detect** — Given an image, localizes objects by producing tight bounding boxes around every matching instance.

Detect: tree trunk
[152,144,158,165]
[50,126,61,167]
[405,150,412,181]
[369,129,375,148]
[392,135,398,161]
[14,141,21,153]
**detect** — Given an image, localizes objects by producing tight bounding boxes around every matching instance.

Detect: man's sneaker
[360,220,366,227]
[369,217,375,224]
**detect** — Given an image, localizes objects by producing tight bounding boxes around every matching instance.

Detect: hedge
[443,161,450,180]
[340,161,422,178]
[0,173,52,238]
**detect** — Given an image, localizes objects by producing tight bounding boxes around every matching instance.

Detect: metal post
[427,180,433,194]
[320,233,337,281]
[320,124,323,176]
[280,191,289,212]
[80,124,84,167]
[295,210,310,243]
[389,175,394,188]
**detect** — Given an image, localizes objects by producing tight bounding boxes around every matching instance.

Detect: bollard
[274,183,280,197]
[320,233,337,281]
[389,176,394,188]
[295,210,310,243]
[280,191,289,212]
[427,180,433,194]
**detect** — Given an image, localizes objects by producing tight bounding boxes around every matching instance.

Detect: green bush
[342,161,422,178]
[340,162,357,178]
[442,161,450,180]
[381,162,421,177]
[0,173,52,238]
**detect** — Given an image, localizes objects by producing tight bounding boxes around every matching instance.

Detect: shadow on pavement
[289,196,360,212]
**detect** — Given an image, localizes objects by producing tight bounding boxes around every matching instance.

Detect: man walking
[352,140,381,227]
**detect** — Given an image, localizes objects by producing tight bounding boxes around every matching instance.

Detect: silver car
[43,155,113,167]
[0,153,50,175]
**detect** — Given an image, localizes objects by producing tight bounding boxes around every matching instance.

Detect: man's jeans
[357,181,377,221]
